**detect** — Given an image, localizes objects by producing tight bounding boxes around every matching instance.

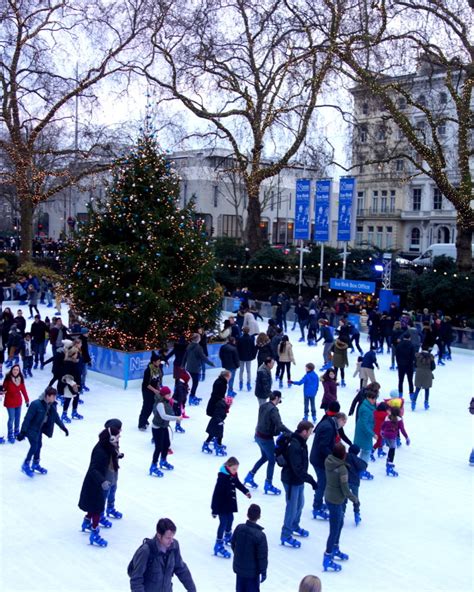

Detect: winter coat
[129,538,196,592]
[173,381,189,406]
[31,320,47,343]
[206,398,228,440]
[374,409,388,438]
[78,440,119,514]
[292,371,319,398]
[3,378,28,408]
[231,521,268,579]
[13,316,26,335]
[208,375,228,408]
[348,388,367,419]
[255,401,290,439]
[320,378,337,410]
[332,339,349,369]
[28,288,38,306]
[278,342,295,364]
[78,334,91,365]
[242,312,260,335]
[317,326,334,344]
[19,395,66,439]
[236,333,256,362]
[255,364,272,400]
[219,342,240,371]
[415,351,436,388]
[324,454,358,505]
[310,414,338,469]
[381,417,409,441]
[256,342,273,366]
[211,465,249,515]
[7,329,22,349]
[354,398,376,451]
[345,452,367,488]
[361,350,378,369]
[404,326,421,349]
[281,432,317,487]
[183,342,213,374]
[294,304,309,322]
[395,340,416,369]
[270,334,283,360]
[141,364,162,394]
[421,328,436,350]
[151,395,178,430]
[391,328,405,349]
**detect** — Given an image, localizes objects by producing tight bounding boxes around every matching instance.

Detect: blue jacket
[20,396,66,439]
[361,350,378,369]
[353,398,376,451]
[292,371,319,398]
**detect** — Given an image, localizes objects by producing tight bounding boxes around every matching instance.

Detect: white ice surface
[0,303,473,592]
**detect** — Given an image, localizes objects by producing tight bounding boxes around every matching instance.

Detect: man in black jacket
[31,314,48,369]
[219,336,240,396]
[232,504,268,592]
[255,357,274,406]
[395,334,416,395]
[280,420,317,548]
[244,391,290,493]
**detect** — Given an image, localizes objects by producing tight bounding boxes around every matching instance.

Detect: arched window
[410,227,421,251]
[437,226,450,243]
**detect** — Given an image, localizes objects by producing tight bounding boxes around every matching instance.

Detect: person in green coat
[353,390,378,469]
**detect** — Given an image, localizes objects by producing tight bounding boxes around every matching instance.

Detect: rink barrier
[88,342,222,389]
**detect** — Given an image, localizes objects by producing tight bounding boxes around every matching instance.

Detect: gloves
[101,480,111,490]
[406,438,410,446]
[63,428,69,437]
[16,432,26,441]
[260,572,267,583]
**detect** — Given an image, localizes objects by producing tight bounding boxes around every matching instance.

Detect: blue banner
[294,178,311,240]
[314,179,331,242]
[337,177,356,242]
[330,277,376,294]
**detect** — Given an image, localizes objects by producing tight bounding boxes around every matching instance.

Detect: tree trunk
[19,195,34,264]
[455,217,473,272]
[245,184,263,254]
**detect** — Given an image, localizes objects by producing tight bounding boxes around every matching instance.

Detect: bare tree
[143,0,343,253]
[0,0,165,262]
[330,0,473,271]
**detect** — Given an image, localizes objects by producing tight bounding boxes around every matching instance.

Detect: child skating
[292,362,319,422]
[381,407,410,476]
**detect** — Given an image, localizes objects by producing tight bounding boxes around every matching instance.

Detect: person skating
[78,423,123,546]
[395,333,416,397]
[138,352,164,430]
[219,336,240,396]
[211,456,251,558]
[255,357,274,406]
[331,336,349,387]
[231,504,268,592]
[128,517,196,592]
[173,368,191,431]
[381,407,410,476]
[102,418,125,521]
[244,390,290,493]
[182,333,215,404]
[3,364,29,443]
[16,386,68,477]
[319,368,338,412]
[149,386,182,477]
[236,326,257,392]
[280,420,317,548]
[353,389,379,477]
[202,371,232,456]
[322,443,359,572]
[292,362,319,422]
[275,335,295,388]
[316,320,334,369]
[412,348,436,410]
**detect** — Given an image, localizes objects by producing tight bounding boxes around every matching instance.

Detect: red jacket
[373,409,388,448]
[3,379,29,408]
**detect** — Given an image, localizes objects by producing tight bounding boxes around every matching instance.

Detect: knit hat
[178,368,191,383]
[61,339,73,348]
[389,389,400,399]
[104,418,122,430]
[150,351,160,363]
[159,386,172,396]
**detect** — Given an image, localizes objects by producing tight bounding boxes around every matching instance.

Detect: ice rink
[1,304,473,592]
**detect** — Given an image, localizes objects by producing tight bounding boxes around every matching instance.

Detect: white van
[412,243,474,266]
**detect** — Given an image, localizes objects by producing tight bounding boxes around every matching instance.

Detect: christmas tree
[64,133,221,350]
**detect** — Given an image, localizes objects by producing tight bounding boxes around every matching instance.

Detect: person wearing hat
[182,333,216,405]
[149,386,182,477]
[316,320,334,371]
[102,418,124,522]
[173,368,191,430]
[78,327,92,393]
[138,352,164,430]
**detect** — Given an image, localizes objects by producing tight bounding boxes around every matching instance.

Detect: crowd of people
[0,286,462,591]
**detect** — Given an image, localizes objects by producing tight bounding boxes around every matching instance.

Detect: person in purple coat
[319,368,337,411]
[381,408,410,477]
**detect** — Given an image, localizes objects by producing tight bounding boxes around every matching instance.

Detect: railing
[356,209,401,218]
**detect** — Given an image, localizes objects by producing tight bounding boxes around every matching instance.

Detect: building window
[371,191,378,213]
[412,188,421,211]
[418,94,426,107]
[377,126,386,141]
[390,190,396,213]
[356,225,364,245]
[438,122,446,137]
[381,190,387,213]
[437,226,450,243]
[359,124,368,143]
[433,188,442,210]
[396,159,404,172]
[270,191,274,211]
[386,226,393,249]
[439,92,447,105]
[356,191,364,216]
[367,225,374,245]
[398,97,407,109]
[221,214,242,238]
[415,120,426,138]
[362,103,369,115]
[376,226,383,248]
[410,227,421,251]
[213,185,218,208]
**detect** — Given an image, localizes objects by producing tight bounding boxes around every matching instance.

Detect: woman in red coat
[3,364,29,443]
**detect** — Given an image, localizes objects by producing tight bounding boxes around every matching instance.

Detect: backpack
[127,538,158,578]
[275,433,292,467]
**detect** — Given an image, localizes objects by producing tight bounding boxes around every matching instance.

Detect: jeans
[32,340,46,365]
[152,427,171,463]
[190,372,200,397]
[398,367,414,394]
[25,434,42,462]
[298,320,307,340]
[360,449,371,464]
[325,501,344,553]
[413,387,429,402]
[138,389,155,428]
[239,361,251,384]
[104,483,117,510]
[304,396,316,418]
[7,407,22,434]
[228,368,237,392]
[312,466,326,510]
[236,575,260,592]
[350,333,363,354]
[281,483,304,539]
[251,437,276,482]
[276,361,291,382]
[323,342,333,364]
[217,513,233,539]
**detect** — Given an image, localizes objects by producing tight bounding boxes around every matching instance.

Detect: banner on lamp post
[337,177,356,242]
[314,179,331,242]
[294,178,311,241]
